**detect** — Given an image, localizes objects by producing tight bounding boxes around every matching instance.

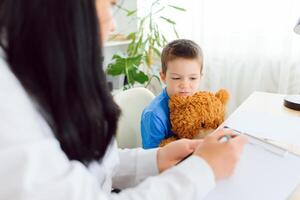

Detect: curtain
[157,0,300,113]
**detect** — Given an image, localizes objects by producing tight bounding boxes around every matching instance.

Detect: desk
[230,91,300,155]
[230,91,300,199]
[232,91,300,117]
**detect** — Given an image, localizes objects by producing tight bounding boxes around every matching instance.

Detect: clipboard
[224,111,300,149]
[223,125,295,157]
[204,126,300,200]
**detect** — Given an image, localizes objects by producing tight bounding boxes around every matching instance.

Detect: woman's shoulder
[0,50,53,144]
[0,50,30,107]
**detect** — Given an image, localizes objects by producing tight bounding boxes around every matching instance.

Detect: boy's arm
[141,112,166,149]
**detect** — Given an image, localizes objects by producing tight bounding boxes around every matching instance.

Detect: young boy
[141,39,203,149]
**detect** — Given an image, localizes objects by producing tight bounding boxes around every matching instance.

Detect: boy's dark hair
[0,0,120,164]
[161,39,203,74]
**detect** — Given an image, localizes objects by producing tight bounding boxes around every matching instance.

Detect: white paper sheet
[205,142,300,200]
[225,111,300,147]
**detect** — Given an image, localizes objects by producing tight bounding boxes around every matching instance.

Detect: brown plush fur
[159,89,229,147]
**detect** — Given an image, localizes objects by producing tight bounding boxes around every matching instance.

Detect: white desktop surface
[225,91,300,199]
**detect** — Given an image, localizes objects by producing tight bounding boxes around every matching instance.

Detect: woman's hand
[194,129,248,180]
[157,139,203,172]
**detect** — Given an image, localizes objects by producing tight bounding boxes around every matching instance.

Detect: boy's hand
[157,139,202,172]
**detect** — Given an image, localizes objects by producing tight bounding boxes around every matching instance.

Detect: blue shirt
[141,88,175,149]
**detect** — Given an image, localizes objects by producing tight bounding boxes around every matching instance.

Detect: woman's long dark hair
[0,0,120,164]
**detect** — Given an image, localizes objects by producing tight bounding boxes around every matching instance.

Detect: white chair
[113,87,155,148]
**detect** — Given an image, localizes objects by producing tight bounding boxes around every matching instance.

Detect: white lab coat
[0,51,215,200]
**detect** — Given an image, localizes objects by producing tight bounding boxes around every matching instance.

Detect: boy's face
[160,58,202,97]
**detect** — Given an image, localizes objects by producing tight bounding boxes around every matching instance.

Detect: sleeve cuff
[136,148,159,182]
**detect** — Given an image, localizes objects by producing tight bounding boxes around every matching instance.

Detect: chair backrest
[113,87,155,148]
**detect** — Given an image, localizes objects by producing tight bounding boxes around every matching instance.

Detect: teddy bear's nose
[200,122,205,128]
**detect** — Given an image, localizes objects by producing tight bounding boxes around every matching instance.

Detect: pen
[175,152,193,165]
[223,126,290,157]
[223,125,242,134]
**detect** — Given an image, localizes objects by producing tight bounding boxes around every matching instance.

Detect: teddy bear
[160,89,229,147]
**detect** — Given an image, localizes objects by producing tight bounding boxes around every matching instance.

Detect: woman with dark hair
[0,0,247,199]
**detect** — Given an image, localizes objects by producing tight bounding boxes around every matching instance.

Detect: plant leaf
[127,32,136,40]
[161,34,168,45]
[127,54,143,68]
[153,27,161,47]
[153,47,161,58]
[153,6,165,15]
[168,5,186,12]
[116,4,135,15]
[173,26,179,38]
[126,70,135,85]
[131,32,143,56]
[112,54,123,60]
[106,57,125,76]
[160,16,176,25]
[127,64,149,84]
[127,10,137,16]
[132,70,149,84]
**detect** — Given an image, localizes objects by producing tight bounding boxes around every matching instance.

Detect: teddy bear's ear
[215,89,229,105]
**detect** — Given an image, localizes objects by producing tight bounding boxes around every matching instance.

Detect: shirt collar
[162,87,170,100]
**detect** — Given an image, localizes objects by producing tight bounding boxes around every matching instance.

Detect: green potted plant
[106,0,186,90]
